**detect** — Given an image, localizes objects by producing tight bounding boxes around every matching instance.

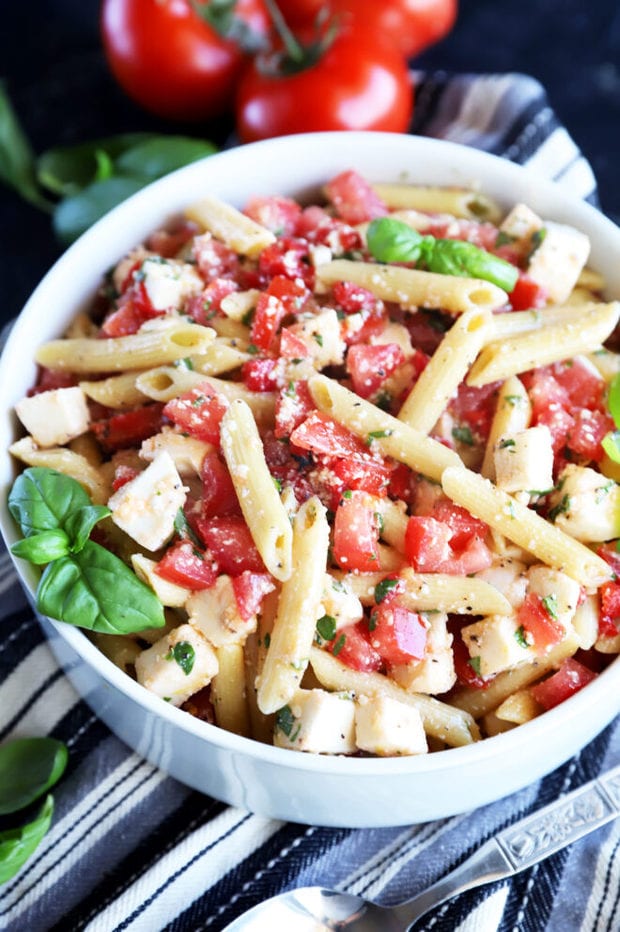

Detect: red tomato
[333,492,381,572]
[329,456,392,497]
[163,384,229,444]
[91,404,164,453]
[243,195,302,235]
[235,21,413,143]
[516,593,565,654]
[242,357,281,393]
[251,276,308,351]
[598,579,620,638]
[100,0,270,121]
[275,380,316,439]
[290,411,369,459]
[195,515,266,574]
[405,513,492,574]
[346,343,406,399]
[201,450,240,518]
[257,237,315,288]
[405,516,452,571]
[369,603,427,666]
[566,409,613,463]
[426,500,489,549]
[186,279,239,324]
[232,571,275,621]
[509,273,549,311]
[156,540,218,590]
[530,658,597,710]
[332,0,458,59]
[327,622,382,673]
[324,170,388,225]
[273,0,324,29]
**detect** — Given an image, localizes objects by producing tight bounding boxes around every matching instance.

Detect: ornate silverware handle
[496,762,620,871]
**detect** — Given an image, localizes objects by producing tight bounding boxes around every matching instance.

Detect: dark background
[1,0,619,325]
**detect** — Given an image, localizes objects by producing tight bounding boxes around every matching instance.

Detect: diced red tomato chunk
[598,579,620,638]
[333,492,381,572]
[201,450,240,519]
[326,621,382,673]
[156,540,218,590]
[324,170,388,225]
[163,385,229,445]
[186,279,238,324]
[274,380,316,439]
[509,273,549,311]
[329,455,392,497]
[195,515,266,575]
[232,571,275,622]
[290,411,369,459]
[405,511,492,575]
[566,409,613,462]
[258,237,314,288]
[251,275,307,351]
[91,403,165,453]
[369,603,428,666]
[242,357,281,393]
[243,195,302,235]
[346,343,406,399]
[517,593,565,654]
[530,658,597,710]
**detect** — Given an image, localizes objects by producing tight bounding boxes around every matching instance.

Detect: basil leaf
[428,239,519,292]
[0,83,51,211]
[64,505,111,553]
[37,133,156,196]
[37,540,165,634]
[166,641,195,676]
[53,175,146,244]
[8,468,91,538]
[602,431,620,464]
[115,136,217,182]
[0,794,54,884]
[607,373,620,428]
[11,529,70,565]
[366,218,426,264]
[0,738,67,815]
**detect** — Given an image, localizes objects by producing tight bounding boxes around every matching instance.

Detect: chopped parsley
[275,705,300,740]
[452,424,474,446]
[165,641,195,676]
[498,438,516,449]
[313,333,324,347]
[514,625,529,648]
[542,594,559,620]
[548,494,571,523]
[316,614,337,644]
[367,429,393,445]
[374,577,399,604]
[332,633,346,657]
[468,655,482,676]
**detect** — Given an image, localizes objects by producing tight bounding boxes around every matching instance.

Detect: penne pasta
[480,375,532,479]
[211,643,251,737]
[185,193,276,257]
[79,372,147,409]
[370,183,502,223]
[9,436,110,504]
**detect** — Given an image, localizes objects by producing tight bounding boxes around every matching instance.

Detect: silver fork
[222,762,620,930]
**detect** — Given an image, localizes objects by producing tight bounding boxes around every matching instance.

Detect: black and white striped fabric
[1,72,618,932]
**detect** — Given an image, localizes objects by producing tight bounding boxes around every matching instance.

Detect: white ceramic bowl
[1,132,620,828]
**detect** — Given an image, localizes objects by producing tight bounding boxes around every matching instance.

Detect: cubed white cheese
[288,309,346,369]
[140,257,203,311]
[475,558,529,608]
[140,426,212,476]
[135,623,218,706]
[390,613,455,695]
[15,386,90,448]
[548,464,620,542]
[526,565,582,631]
[526,221,591,304]
[187,575,255,647]
[108,451,187,551]
[273,689,356,754]
[499,203,543,242]
[355,695,428,756]
[571,593,599,650]
[494,425,554,494]
[131,553,190,608]
[318,574,364,632]
[461,614,534,678]
[369,321,413,356]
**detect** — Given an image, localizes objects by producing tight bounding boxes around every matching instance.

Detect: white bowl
[1,131,619,828]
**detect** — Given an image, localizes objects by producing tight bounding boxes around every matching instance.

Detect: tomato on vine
[100,0,270,121]
[332,0,458,59]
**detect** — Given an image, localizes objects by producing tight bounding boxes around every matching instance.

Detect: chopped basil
[332,634,346,657]
[514,625,529,648]
[316,614,337,643]
[452,424,474,446]
[498,438,516,449]
[264,632,271,649]
[247,343,259,355]
[541,594,559,620]
[495,230,516,247]
[241,307,255,326]
[468,655,482,676]
[342,490,353,499]
[503,394,524,407]
[313,333,324,347]
[367,610,378,632]
[374,577,399,604]
[275,705,298,738]
[174,508,203,547]
[548,494,571,523]
[166,641,196,676]
[367,429,393,444]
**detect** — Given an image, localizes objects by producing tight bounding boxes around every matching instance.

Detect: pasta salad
[8,170,620,758]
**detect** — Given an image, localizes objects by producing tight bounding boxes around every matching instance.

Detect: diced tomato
[333,491,381,572]
[405,516,452,571]
[332,281,380,315]
[509,273,549,311]
[232,571,275,621]
[346,343,406,399]
[242,357,281,392]
[534,404,575,455]
[598,580,620,638]
[326,622,382,673]
[523,367,571,417]
[193,233,240,281]
[530,657,597,710]
[201,450,240,518]
[428,501,489,549]
[405,310,451,355]
[443,536,493,575]
[28,366,77,395]
[388,463,416,505]
[290,411,369,459]
[251,275,307,351]
[279,327,311,359]
[146,220,197,258]
[156,540,218,590]
[368,603,427,666]
[274,380,316,439]
[258,237,314,288]
[597,542,620,576]
[449,382,500,441]
[163,384,229,445]
[195,515,266,575]
[553,358,605,411]
[111,464,140,491]
[101,279,161,336]
[91,403,165,453]
[451,626,492,689]
[566,408,613,462]
[517,592,565,654]
[296,206,363,252]
[243,195,302,235]
[324,170,388,225]
[186,279,238,324]
[329,455,392,497]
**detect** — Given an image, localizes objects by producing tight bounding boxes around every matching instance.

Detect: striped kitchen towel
[0,72,617,932]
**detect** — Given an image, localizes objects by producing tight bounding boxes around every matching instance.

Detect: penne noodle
[316,260,509,314]
[257,497,330,715]
[220,399,293,582]
[480,375,532,479]
[370,183,502,223]
[79,372,147,409]
[211,643,251,737]
[9,436,110,504]
[185,193,276,257]
[489,303,599,339]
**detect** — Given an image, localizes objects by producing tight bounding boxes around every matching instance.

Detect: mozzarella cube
[499,203,544,242]
[355,695,427,756]
[140,426,212,476]
[548,464,620,542]
[187,575,255,647]
[131,553,191,608]
[390,613,455,695]
[108,451,187,551]
[318,574,364,632]
[526,221,590,304]
[526,565,582,631]
[494,425,554,494]
[290,309,346,368]
[15,386,90,448]
[273,689,356,754]
[135,623,218,707]
[140,257,203,311]
[475,558,529,608]
[461,614,534,678]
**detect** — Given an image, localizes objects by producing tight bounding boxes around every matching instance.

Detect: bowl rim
[2,129,620,779]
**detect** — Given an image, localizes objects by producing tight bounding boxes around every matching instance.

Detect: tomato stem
[262,0,305,63]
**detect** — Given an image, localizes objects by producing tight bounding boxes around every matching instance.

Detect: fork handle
[392,763,620,929]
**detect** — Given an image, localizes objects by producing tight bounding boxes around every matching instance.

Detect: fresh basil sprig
[0,85,217,244]
[602,372,620,463]
[8,467,165,634]
[366,217,519,292]
[0,737,68,883]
